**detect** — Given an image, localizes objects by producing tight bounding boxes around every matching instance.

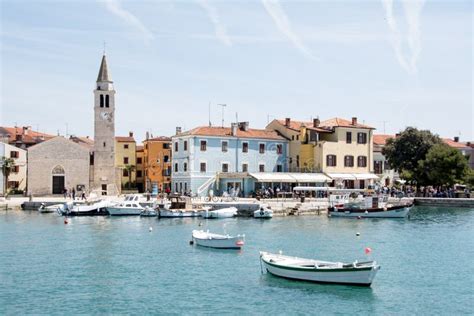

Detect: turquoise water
[1,207,473,315]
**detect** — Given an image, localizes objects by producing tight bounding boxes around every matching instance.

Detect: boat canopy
[249,172,330,183]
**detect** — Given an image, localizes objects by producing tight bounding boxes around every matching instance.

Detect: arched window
[105,95,110,108]
[52,165,65,175]
[100,94,104,108]
[183,162,187,172]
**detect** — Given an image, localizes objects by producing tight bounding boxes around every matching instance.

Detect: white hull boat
[38,203,65,213]
[260,251,380,286]
[254,206,273,218]
[202,207,238,219]
[61,200,112,216]
[159,209,202,218]
[140,207,158,217]
[192,230,245,249]
[107,194,144,216]
[329,205,411,218]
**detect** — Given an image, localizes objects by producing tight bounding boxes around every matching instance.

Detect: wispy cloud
[381,0,425,74]
[101,0,154,43]
[262,0,317,60]
[196,0,232,46]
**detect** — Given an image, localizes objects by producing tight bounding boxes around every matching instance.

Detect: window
[277,165,283,172]
[105,95,110,108]
[276,144,283,155]
[344,155,354,167]
[175,183,178,192]
[259,164,265,172]
[163,143,170,149]
[7,181,19,189]
[137,157,142,164]
[384,161,391,170]
[174,142,178,152]
[184,140,188,151]
[174,163,178,172]
[326,155,337,167]
[242,163,248,172]
[374,161,383,174]
[346,132,352,144]
[10,151,19,158]
[136,170,142,177]
[200,162,206,173]
[123,157,129,164]
[184,183,187,192]
[124,144,129,149]
[100,94,104,108]
[12,166,19,173]
[359,180,366,189]
[90,153,94,165]
[291,135,295,140]
[164,155,169,163]
[296,155,300,167]
[259,143,265,154]
[222,163,229,172]
[358,156,367,167]
[103,142,106,148]
[296,135,299,141]
[183,162,187,172]
[242,142,248,153]
[123,169,129,177]
[200,140,207,151]
[357,132,367,144]
[222,141,228,152]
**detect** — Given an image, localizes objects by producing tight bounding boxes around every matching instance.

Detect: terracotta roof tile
[146,136,171,142]
[115,136,135,142]
[320,117,374,129]
[443,138,469,149]
[373,134,395,145]
[179,126,286,140]
[0,126,55,144]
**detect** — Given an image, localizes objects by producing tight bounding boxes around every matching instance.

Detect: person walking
[72,188,76,200]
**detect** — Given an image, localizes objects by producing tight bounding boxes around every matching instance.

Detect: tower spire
[96,54,112,83]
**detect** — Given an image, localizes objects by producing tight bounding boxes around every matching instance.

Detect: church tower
[92,54,118,195]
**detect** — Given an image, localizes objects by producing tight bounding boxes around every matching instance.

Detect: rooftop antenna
[103,40,106,55]
[382,120,389,134]
[208,102,212,127]
[65,123,69,138]
[236,112,238,123]
[218,104,227,127]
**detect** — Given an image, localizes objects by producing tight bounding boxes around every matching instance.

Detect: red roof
[373,134,395,145]
[275,119,312,131]
[443,138,469,149]
[0,126,55,144]
[275,117,373,131]
[115,136,135,142]
[180,126,286,140]
[136,145,144,151]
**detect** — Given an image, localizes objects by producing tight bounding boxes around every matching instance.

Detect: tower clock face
[100,112,113,122]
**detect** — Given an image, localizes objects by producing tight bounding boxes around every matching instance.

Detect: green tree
[1,157,16,195]
[124,165,136,189]
[419,144,469,187]
[382,127,441,185]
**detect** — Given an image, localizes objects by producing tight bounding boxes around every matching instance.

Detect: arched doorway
[52,165,65,194]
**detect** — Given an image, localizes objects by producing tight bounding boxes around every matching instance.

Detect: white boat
[192,230,245,249]
[61,200,112,216]
[260,251,380,286]
[158,194,204,218]
[254,205,273,218]
[38,203,65,213]
[202,207,238,219]
[140,207,158,217]
[329,196,412,218]
[107,195,144,216]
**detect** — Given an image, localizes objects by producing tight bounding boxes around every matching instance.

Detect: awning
[352,173,379,180]
[290,173,331,183]
[326,173,356,180]
[249,173,297,183]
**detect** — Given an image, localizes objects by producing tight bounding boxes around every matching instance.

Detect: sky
[0,0,472,143]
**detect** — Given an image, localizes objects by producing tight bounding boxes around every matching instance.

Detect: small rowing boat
[192,230,245,249]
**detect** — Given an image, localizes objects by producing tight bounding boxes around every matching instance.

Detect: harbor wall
[414,198,474,208]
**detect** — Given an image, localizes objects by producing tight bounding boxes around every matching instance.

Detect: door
[102,184,107,195]
[52,176,65,194]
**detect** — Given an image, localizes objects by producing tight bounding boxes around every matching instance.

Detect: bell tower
[92,54,118,195]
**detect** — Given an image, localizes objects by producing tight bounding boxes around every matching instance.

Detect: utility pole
[218,104,227,127]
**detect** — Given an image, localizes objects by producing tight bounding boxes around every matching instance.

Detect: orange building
[143,136,172,193]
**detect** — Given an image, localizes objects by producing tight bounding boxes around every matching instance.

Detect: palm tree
[1,157,16,196]
[124,164,136,189]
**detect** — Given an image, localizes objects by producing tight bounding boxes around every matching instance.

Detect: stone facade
[27,137,90,196]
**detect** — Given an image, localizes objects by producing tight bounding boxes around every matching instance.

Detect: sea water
[0,207,473,315]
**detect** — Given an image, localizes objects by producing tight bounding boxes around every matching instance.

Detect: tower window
[103,142,106,148]
[105,95,110,108]
[100,94,104,108]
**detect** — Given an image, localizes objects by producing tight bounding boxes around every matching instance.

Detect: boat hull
[254,209,273,218]
[107,207,143,216]
[202,207,237,219]
[192,230,244,249]
[159,209,202,218]
[329,205,411,218]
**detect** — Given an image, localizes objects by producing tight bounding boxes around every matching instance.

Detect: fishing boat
[192,230,245,249]
[158,194,205,218]
[254,205,273,218]
[259,251,380,286]
[328,196,412,218]
[140,207,158,217]
[201,206,238,219]
[60,200,111,216]
[107,194,144,216]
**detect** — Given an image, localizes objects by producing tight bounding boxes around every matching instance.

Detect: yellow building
[143,136,172,193]
[135,145,145,192]
[267,117,376,189]
[115,132,137,190]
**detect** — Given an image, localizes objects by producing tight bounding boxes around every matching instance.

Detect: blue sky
[1,0,472,142]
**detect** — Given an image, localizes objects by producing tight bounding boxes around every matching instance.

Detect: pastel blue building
[171,122,289,197]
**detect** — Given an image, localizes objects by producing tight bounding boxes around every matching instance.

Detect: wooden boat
[254,205,273,218]
[192,230,245,249]
[201,207,237,219]
[107,195,144,216]
[260,251,380,286]
[329,196,412,218]
[158,194,204,218]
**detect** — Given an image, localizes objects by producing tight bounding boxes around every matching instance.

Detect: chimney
[313,118,320,128]
[238,122,249,131]
[285,118,291,127]
[454,136,459,143]
[351,117,357,126]
[23,126,31,136]
[129,131,134,138]
[231,123,238,136]
[145,131,149,140]
[176,127,182,135]
[467,142,471,147]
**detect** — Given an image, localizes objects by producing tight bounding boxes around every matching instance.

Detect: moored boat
[158,194,205,218]
[202,206,238,219]
[192,230,245,249]
[260,251,380,286]
[254,205,273,218]
[38,203,65,213]
[329,196,412,218]
[60,200,111,216]
[140,207,158,217]
[107,194,144,216]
